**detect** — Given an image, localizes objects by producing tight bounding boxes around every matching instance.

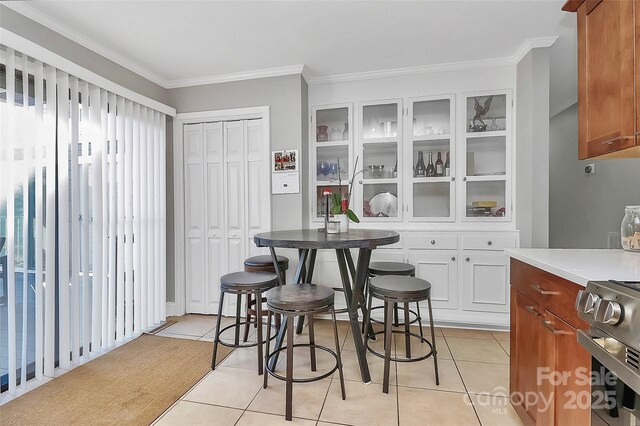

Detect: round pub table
[254,229,400,383]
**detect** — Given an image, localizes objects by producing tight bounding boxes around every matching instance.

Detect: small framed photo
[272,150,298,173]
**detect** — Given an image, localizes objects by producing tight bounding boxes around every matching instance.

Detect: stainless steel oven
[576,280,640,425]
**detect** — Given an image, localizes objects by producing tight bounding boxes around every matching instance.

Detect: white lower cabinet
[407,251,458,310]
[460,252,510,314]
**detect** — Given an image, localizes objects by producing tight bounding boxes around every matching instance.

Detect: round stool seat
[244,255,289,270]
[368,261,415,276]
[220,271,278,292]
[369,276,431,301]
[266,284,334,312]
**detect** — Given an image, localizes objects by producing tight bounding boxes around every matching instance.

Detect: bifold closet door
[245,119,270,257]
[184,123,207,313]
[224,121,246,276]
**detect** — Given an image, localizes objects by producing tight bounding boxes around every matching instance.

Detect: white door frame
[172,106,271,316]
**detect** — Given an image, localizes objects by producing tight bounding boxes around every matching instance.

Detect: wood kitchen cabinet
[563,0,640,159]
[510,259,591,425]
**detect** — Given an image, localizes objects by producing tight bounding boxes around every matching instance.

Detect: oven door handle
[577,329,640,395]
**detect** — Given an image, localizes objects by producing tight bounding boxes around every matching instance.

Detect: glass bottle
[415,151,427,177]
[621,206,640,251]
[444,151,450,176]
[342,122,349,140]
[393,157,398,178]
[435,152,443,177]
[426,152,435,177]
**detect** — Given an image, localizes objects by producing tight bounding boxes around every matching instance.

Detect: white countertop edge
[505,248,640,288]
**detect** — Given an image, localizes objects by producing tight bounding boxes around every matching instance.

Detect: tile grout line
[441,332,484,426]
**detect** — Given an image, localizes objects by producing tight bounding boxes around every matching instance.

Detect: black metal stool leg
[234,294,242,346]
[416,302,425,339]
[285,315,294,421]
[363,290,374,350]
[211,291,226,370]
[331,307,346,400]
[308,314,317,372]
[404,302,411,359]
[393,303,400,327]
[427,295,439,386]
[256,291,264,375]
[243,295,251,343]
[264,309,272,388]
[383,301,394,394]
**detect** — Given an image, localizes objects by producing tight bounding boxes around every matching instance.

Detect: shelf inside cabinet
[363,103,399,140]
[465,180,506,219]
[316,145,349,183]
[413,181,451,218]
[412,98,451,137]
[315,107,350,143]
[465,135,506,177]
[466,94,507,133]
[412,176,452,183]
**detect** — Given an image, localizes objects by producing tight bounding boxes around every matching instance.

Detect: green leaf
[332,192,341,208]
[346,208,360,223]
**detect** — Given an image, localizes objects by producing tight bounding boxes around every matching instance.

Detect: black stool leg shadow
[308,314,317,372]
[263,310,272,389]
[427,295,439,385]
[383,301,394,394]
[332,307,346,400]
[211,291,226,370]
[256,291,264,375]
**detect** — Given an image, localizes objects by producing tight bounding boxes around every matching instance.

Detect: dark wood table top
[254,229,399,250]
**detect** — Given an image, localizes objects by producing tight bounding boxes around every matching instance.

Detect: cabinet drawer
[510,259,587,330]
[462,235,516,251]
[406,234,457,250]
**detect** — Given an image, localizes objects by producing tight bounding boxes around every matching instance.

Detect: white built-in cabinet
[184,119,269,315]
[309,90,517,327]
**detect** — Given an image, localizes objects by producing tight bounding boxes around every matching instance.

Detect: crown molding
[512,36,559,63]
[2,1,170,87]
[308,36,559,86]
[164,64,306,89]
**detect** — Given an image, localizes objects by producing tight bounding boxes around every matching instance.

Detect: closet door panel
[246,119,269,242]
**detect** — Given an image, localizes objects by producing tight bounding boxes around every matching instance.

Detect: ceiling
[7,1,577,115]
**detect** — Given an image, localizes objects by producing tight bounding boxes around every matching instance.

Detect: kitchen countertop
[505,248,640,287]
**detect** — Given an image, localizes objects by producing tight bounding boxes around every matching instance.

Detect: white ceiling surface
[12,1,577,115]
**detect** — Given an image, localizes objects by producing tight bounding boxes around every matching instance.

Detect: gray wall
[167,74,308,302]
[0,4,170,105]
[549,103,640,248]
[516,48,551,248]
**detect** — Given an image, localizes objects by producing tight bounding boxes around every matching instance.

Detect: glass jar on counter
[621,206,640,251]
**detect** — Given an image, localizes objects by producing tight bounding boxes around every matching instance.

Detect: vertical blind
[0,46,167,394]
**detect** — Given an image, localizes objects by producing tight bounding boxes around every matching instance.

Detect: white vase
[335,214,349,233]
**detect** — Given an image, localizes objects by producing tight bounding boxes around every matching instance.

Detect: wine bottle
[393,157,398,178]
[426,152,435,177]
[435,152,443,177]
[415,151,426,177]
[444,151,450,176]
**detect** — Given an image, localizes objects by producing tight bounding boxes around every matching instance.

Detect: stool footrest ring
[366,330,435,363]
[368,305,421,326]
[217,320,278,349]
[265,343,339,383]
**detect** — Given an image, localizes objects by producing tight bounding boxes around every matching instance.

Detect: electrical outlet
[585,163,596,174]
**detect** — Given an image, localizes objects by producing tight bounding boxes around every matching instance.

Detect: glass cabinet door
[312,104,352,219]
[407,96,455,221]
[359,100,402,220]
[463,92,510,221]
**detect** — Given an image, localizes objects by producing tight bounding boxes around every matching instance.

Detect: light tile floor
[153,315,523,426]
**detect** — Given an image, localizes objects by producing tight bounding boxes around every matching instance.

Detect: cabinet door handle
[462,177,467,181]
[465,257,470,262]
[531,284,560,296]
[542,320,572,335]
[451,177,455,181]
[451,256,456,261]
[487,240,492,246]
[524,305,541,317]
[431,240,436,245]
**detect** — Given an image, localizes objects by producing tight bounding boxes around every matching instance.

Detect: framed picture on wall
[272,149,298,172]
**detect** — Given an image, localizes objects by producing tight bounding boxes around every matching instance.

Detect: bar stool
[363,275,439,394]
[211,271,278,375]
[366,262,425,340]
[264,284,346,421]
[243,255,289,342]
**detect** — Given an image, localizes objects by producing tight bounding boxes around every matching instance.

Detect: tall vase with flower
[331,156,363,233]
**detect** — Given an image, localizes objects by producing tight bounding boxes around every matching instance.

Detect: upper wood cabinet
[563,0,640,159]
